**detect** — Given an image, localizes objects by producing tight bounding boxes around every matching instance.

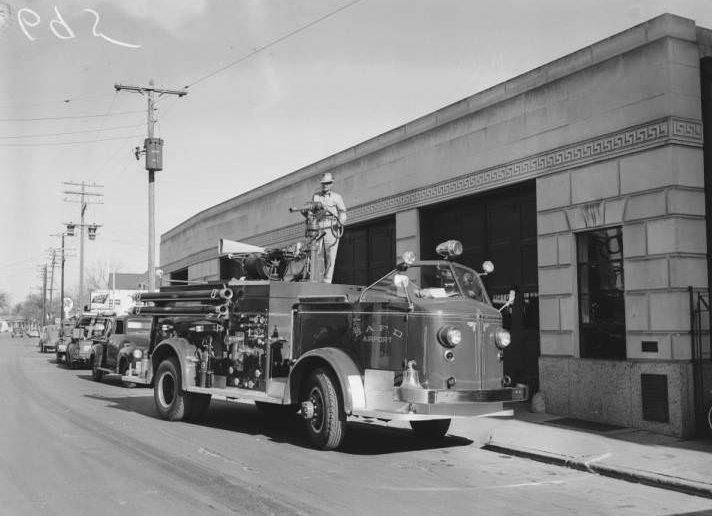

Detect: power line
[0,110,144,122]
[185,0,363,89]
[0,123,144,139]
[0,134,144,147]
[0,94,117,109]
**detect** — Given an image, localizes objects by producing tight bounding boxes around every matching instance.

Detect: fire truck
[125,230,527,450]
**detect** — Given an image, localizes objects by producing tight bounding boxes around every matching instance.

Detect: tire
[154,357,191,421]
[705,403,712,437]
[186,393,211,421]
[302,368,346,450]
[410,419,451,442]
[90,355,104,382]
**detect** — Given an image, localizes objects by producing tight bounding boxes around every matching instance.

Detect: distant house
[107,272,161,290]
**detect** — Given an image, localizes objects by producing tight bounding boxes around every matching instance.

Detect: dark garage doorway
[334,216,396,286]
[420,181,540,392]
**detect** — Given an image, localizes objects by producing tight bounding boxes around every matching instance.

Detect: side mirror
[498,289,516,313]
[393,274,410,289]
[393,274,414,312]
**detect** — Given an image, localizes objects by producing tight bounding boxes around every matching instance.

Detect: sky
[1,0,711,307]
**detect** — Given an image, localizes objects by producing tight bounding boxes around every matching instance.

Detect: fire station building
[161,14,712,437]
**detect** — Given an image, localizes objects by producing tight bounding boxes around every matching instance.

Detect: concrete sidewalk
[449,406,712,499]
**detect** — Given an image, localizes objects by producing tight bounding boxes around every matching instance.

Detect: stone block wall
[537,146,707,436]
[540,356,696,436]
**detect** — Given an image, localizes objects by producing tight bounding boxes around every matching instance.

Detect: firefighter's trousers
[318,230,340,283]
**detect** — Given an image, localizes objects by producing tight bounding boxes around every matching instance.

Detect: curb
[483,443,712,500]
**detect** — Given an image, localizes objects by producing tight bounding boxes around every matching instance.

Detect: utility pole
[52,231,76,329]
[41,264,47,326]
[59,234,66,328]
[63,181,103,312]
[48,249,57,321]
[115,80,187,292]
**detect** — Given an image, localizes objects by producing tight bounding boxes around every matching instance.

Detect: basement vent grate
[641,374,669,423]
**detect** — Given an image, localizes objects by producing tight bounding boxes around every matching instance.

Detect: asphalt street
[1,333,711,516]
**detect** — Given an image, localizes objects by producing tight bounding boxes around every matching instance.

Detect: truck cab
[66,313,114,369]
[90,315,152,385]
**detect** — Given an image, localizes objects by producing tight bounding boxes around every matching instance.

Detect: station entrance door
[420,181,540,392]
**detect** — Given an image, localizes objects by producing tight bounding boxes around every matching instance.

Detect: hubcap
[308,386,324,432]
[160,373,175,406]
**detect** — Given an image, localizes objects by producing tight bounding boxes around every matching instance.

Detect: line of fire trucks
[28,203,529,450]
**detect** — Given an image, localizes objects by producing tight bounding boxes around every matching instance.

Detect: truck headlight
[437,326,462,348]
[495,328,511,349]
[132,349,143,359]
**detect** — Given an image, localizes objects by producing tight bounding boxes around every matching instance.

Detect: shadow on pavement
[85,390,473,454]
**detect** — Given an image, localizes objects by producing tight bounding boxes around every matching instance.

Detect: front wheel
[154,357,191,421]
[410,419,451,442]
[302,369,346,450]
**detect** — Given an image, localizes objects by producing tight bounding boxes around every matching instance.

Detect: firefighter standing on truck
[312,172,347,283]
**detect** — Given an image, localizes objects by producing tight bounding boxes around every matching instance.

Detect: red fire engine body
[124,241,527,450]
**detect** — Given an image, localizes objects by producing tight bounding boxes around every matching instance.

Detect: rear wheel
[154,357,191,421]
[301,369,346,450]
[410,419,451,442]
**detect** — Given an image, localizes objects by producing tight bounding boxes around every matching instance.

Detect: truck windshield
[361,263,490,304]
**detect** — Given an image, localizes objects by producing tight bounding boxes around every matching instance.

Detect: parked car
[91,315,152,387]
[39,325,60,353]
[26,327,40,338]
[10,327,24,338]
[56,318,75,363]
[66,314,114,369]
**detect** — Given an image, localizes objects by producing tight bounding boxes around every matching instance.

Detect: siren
[218,238,266,257]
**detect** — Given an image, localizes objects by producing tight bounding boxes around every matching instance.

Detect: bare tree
[84,259,126,293]
[0,290,8,314]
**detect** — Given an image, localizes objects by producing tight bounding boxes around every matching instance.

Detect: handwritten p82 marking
[17,5,140,48]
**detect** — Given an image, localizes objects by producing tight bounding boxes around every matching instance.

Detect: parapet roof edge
[163,12,695,241]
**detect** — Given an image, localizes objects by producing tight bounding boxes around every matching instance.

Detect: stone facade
[161,14,712,436]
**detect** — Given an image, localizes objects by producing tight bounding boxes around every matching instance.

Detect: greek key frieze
[250,116,701,245]
[672,118,702,139]
[344,117,696,224]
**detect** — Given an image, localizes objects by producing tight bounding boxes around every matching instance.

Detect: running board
[186,385,282,404]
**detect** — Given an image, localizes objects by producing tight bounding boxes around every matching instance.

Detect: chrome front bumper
[395,384,528,404]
